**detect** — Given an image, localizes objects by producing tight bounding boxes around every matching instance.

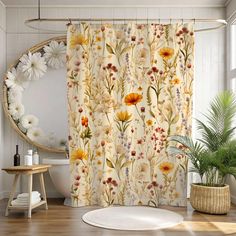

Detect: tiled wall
[0,1,6,199]
[2,5,226,198]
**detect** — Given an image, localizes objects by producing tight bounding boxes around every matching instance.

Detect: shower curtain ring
[182,18,184,24]
[170,18,172,24]
[66,18,72,27]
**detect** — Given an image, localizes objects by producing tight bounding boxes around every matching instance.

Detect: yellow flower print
[96,150,102,157]
[70,34,88,48]
[124,93,143,106]
[115,111,132,133]
[159,162,174,174]
[95,36,102,42]
[171,77,180,85]
[140,48,147,58]
[146,119,153,126]
[70,148,88,163]
[97,45,102,50]
[97,160,102,165]
[116,111,132,122]
[174,192,180,198]
[138,86,143,91]
[159,47,174,60]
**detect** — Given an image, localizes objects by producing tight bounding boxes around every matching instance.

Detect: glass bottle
[14,145,20,166]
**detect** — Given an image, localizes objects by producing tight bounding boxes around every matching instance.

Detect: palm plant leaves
[169,135,209,181]
[210,141,236,181]
[197,91,236,151]
[169,91,236,186]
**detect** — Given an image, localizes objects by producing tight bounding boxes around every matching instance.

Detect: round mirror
[3,36,68,153]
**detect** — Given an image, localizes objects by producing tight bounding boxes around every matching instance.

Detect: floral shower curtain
[67,22,194,207]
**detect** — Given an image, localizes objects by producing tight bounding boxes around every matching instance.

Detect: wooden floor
[0,199,236,236]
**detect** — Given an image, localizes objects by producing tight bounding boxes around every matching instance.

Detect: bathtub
[42,158,71,206]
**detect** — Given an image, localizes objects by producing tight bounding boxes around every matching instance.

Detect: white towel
[17,191,40,199]
[11,197,41,206]
[16,196,41,203]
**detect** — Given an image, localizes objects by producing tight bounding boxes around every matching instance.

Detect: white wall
[2,5,226,198]
[226,0,236,205]
[0,0,6,200]
[226,0,236,21]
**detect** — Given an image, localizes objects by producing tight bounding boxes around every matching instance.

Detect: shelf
[8,200,46,210]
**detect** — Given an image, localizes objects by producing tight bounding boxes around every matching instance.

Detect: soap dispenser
[24,149,33,166]
[33,149,40,165]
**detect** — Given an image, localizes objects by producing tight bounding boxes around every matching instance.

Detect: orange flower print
[71,148,88,163]
[159,162,174,174]
[171,77,180,85]
[124,93,143,106]
[81,116,88,127]
[146,119,153,126]
[159,47,174,60]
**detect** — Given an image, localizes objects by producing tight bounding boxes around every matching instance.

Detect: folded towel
[17,191,40,199]
[11,197,41,206]
[16,196,41,203]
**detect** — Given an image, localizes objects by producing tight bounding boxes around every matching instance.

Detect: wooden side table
[2,164,51,218]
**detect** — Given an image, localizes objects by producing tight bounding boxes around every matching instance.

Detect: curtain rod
[24,0,226,33]
[25,18,227,33]
[24,0,227,33]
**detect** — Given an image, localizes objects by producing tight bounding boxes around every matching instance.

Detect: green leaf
[116,154,125,168]
[121,161,132,169]
[147,86,152,106]
[172,114,179,124]
[149,110,156,119]
[106,159,114,168]
[180,49,185,57]
[80,127,92,139]
[197,91,236,151]
[120,46,131,55]
[106,43,115,54]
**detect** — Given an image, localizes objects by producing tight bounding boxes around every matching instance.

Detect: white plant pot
[226,175,236,205]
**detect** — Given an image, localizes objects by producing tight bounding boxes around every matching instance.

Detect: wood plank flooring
[0,198,236,236]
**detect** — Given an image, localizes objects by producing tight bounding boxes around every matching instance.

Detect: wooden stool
[2,165,51,218]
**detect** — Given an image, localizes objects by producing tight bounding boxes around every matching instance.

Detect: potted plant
[169,91,236,214]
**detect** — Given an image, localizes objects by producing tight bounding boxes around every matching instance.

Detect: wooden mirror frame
[2,36,67,153]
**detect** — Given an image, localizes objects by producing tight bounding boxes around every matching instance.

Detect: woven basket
[190,183,231,214]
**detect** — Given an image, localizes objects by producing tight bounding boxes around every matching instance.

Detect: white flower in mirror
[27,127,44,142]
[8,102,25,120]
[18,122,27,133]
[8,88,22,103]
[5,67,29,91]
[19,52,47,80]
[20,114,39,130]
[43,41,66,69]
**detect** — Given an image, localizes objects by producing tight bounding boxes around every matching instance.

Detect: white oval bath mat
[82,206,183,231]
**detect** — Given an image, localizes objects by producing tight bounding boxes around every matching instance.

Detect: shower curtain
[67,22,194,207]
